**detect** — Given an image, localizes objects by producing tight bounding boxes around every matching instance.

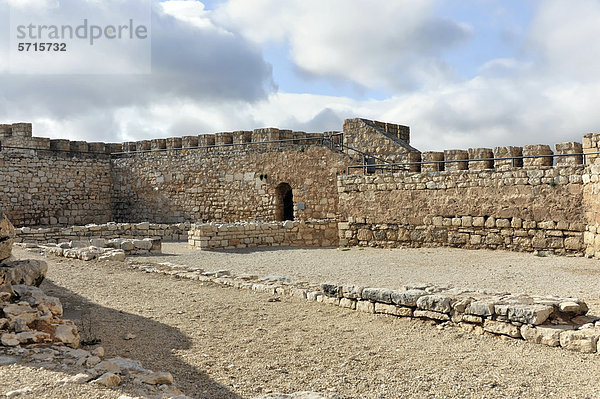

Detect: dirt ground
[2,246,600,398]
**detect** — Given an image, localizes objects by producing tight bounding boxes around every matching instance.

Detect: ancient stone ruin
[0,211,79,348]
[4,117,600,361]
[3,118,600,257]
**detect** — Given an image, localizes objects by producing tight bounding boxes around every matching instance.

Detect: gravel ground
[139,243,600,300]
[3,246,600,398]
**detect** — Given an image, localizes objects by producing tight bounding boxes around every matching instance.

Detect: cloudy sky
[0,0,599,151]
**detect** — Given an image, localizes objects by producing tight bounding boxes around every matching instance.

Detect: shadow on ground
[39,278,242,399]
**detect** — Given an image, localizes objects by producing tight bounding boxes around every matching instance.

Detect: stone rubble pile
[17,237,162,262]
[135,261,600,354]
[1,345,190,399]
[0,211,80,348]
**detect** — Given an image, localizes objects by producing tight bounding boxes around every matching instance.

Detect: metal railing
[347,152,600,175]
[110,135,336,157]
[0,142,110,157]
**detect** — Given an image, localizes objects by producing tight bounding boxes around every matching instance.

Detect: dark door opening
[275,183,294,221]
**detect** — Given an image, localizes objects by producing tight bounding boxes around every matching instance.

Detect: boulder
[0,259,47,287]
[0,213,14,263]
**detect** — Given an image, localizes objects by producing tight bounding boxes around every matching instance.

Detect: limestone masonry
[3,119,600,257]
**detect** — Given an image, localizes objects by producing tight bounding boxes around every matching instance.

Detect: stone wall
[342,118,420,164]
[0,151,112,227]
[188,220,338,249]
[14,222,188,244]
[338,166,586,254]
[111,145,351,224]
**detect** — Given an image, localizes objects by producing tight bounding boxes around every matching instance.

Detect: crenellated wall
[111,145,351,224]
[5,118,600,259]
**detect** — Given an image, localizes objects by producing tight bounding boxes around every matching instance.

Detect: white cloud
[215,0,472,90]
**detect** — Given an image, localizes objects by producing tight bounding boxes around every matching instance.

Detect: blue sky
[1,0,600,151]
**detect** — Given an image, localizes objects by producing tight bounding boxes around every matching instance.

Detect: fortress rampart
[3,119,600,257]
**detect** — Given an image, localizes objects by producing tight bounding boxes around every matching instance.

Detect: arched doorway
[275,183,294,221]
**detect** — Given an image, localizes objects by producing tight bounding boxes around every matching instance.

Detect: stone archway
[275,183,294,221]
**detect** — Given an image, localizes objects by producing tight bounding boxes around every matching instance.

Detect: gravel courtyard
[2,245,600,398]
[139,243,600,302]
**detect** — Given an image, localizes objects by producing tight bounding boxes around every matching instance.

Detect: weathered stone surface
[0,260,47,287]
[374,303,412,317]
[495,304,553,325]
[342,285,364,299]
[413,310,450,321]
[461,314,483,324]
[356,300,375,313]
[93,372,122,387]
[559,329,600,353]
[54,324,80,348]
[136,371,174,385]
[339,298,356,310]
[390,289,426,307]
[361,288,393,304]
[483,319,521,338]
[466,300,496,317]
[559,300,588,315]
[1,333,20,347]
[521,325,574,347]
[0,213,15,263]
[416,295,453,313]
[321,283,341,298]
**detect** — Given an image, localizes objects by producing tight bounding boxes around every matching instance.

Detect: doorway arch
[275,183,294,221]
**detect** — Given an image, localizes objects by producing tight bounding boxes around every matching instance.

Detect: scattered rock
[93,372,122,387]
[5,387,32,398]
[135,371,174,385]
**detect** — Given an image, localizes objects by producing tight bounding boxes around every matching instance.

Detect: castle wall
[0,151,112,227]
[111,145,351,224]
[337,164,587,255]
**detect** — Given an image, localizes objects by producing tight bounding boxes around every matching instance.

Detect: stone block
[466,300,496,317]
[559,329,600,353]
[11,123,32,137]
[391,289,427,307]
[494,146,523,169]
[521,324,574,347]
[339,298,356,310]
[494,304,553,325]
[342,285,364,299]
[215,132,233,146]
[416,295,453,313]
[50,139,71,151]
[198,134,215,146]
[182,136,199,148]
[444,150,468,171]
[421,152,444,172]
[166,137,182,149]
[356,300,375,313]
[407,152,422,173]
[468,148,494,170]
[523,144,553,167]
[361,287,393,304]
[483,319,521,338]
[150,139,166,150]
[413,310,450,321]
[555,142,583,165]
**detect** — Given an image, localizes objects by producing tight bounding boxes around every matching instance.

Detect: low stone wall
[18,237,162,262]
[14,222,189,244]
[188,220,339,250]
[137,263,600,354]
[339,216,584,255]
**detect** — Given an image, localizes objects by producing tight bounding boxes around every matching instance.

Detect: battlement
[0,123,338,155]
